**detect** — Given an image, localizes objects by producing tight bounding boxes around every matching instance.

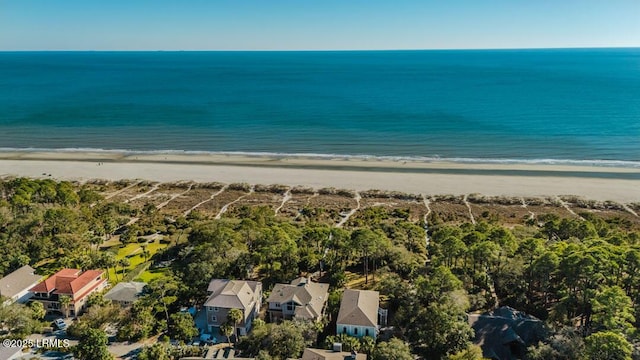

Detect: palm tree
[59,295,72,318]
[141,245,150,262]
[220,322,233,348]
[102,251,117,281]
[89,235,103,254]
[359,336,375,355]
[118,258,130,281]
[227,308,243,342]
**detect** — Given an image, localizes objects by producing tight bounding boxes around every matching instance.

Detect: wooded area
[1,177,639,360]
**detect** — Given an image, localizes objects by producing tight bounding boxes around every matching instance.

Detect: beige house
[267,277,329,322]
[0,265,43,305]
[29,268,107,317]
[204,279,262,337]
[336,289,379,340]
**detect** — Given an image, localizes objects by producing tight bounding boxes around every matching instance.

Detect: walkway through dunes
[422,194,432,248]
[184,185,228,217]
[215,185,255,219]
[622,203,639,217]
[463,194,476,224]
[274,189,292,215]
[521,197,536,221]
[72,180,640,231]
[126,183,160,203]
[336,191,361,228]
[104,180,143,200]
[157,183,193,209]
[555,196,585,221]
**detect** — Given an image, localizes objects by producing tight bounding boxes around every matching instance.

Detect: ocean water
[0,49,639,166]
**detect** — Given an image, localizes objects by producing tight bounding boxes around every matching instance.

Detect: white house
[336,289,379,340]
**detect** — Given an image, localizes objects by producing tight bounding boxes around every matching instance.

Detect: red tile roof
[29,269,105,301]
[30,269,80,293]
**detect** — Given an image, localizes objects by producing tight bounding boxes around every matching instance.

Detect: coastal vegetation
[1,177,640,359]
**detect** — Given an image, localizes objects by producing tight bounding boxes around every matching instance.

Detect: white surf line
[521,197,535,220]
[555,196,584,220]
[621,203,639,217]
[274,188,292,215]
[183,184,229,217]
[156,183,193,210]
[335,191,361,228]
[463,194,476,225]
[104,180,143,200]
[126,183,160,203]
[215,185,255,220]
[422,194,432,248]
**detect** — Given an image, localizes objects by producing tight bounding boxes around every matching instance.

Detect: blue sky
[1,0,639,50]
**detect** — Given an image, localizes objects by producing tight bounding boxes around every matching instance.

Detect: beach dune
[0,152,638,203]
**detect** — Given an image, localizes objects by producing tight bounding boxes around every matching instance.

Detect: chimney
[333,343,342,352]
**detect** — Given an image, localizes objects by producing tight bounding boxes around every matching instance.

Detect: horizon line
[1,46,639,52]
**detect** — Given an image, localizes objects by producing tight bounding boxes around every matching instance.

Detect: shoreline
[1,152,639,203]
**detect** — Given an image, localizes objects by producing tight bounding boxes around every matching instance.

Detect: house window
[286,303,294,311]
[343,327,347,334]
[354,328,358,335]
[365,329,369,336]
[211,316,217,322]
[275,303,280,308]
[213,307,219,312]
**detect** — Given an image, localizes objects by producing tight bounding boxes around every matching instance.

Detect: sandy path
[183,185,228,217]
[463,195,476,224]
[336,191,361,228]
[521,197,535,220]
[274,189,292,215]
[555,196,584,220]
[157,183,193,209]
[422,194,432,248]
[104,180,143,200]
[215,186,255,219]
[126,183,160,203]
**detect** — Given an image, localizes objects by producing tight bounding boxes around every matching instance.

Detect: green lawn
[105,239,169,283]
[136,268,170,283]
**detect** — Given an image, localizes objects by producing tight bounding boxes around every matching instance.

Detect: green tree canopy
[584,331,632,360]
[372,338,414,360]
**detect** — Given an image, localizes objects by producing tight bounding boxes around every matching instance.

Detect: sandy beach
[0,152,638,203]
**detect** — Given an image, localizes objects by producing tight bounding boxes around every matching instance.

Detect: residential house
[336,289,379,339]
[104,281,146,307]
[267,277,329,322]
[302,347,366,360]
[0,265,43,305]
[204,279,262,337]
[29,268,107,317]
[468,306,545,360]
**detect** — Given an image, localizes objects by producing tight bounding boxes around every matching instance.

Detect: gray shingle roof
[205,279,261,310]
[468,306,545,360]
[336,289,379,328]
[267,277,329,320]
[0,265,43,300]
[104,281,147,303]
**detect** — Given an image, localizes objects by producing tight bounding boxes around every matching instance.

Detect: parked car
[54,318,68,330]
